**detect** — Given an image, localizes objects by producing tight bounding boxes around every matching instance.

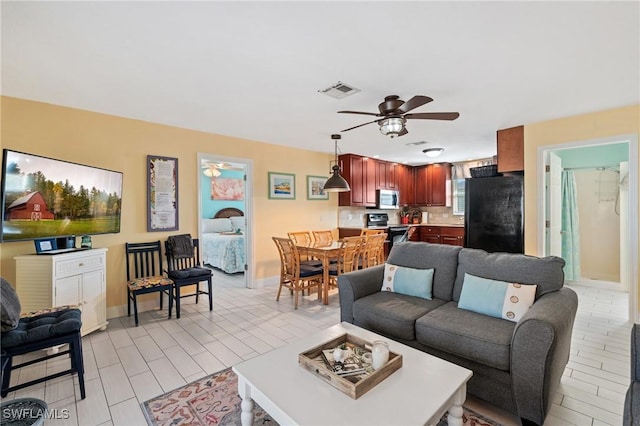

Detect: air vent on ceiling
[318,81,360,99]
[405,141,428,146]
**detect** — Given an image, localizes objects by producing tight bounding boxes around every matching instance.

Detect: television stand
[14,248,109,337]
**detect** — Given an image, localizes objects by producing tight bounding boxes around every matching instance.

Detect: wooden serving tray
[298,333,402,399]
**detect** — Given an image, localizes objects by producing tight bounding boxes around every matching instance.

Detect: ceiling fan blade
[341,119,381,132]
[337,110,381,117]
[397,96,433,114]
[405,112,460,121]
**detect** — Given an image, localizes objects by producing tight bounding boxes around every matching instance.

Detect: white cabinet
[15,248,108,336]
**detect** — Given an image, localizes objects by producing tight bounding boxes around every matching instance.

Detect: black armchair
[1,278,85,399]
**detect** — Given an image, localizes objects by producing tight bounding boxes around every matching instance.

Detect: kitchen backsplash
[338,206,464,227]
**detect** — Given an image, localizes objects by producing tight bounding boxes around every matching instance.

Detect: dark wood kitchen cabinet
[414,163,451,206]
[338,154,376,207]
[396,164,414,206]
[497,125,524,173]
[376,160,400,190]
[419,226,441,244]
[440,226,465,246]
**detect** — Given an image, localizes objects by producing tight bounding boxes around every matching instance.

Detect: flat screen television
[1,149,123,242]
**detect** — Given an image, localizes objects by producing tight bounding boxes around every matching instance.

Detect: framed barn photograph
[307,175,328,200]
[268,172,295,200]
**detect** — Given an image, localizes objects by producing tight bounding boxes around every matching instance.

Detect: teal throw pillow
[382,263,434,300]
[458,273,537,322]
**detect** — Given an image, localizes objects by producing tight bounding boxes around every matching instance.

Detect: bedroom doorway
[197,153,253,289]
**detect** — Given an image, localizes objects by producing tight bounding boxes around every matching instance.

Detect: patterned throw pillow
[458,273,537,322]
[382,263,434,300]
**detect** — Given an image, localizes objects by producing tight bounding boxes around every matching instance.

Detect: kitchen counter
[417,223,464,228]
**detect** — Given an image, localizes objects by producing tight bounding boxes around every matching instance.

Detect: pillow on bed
[202,218,233,233]
[230,216,245,231]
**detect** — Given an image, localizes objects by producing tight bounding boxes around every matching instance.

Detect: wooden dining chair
[360,233,387,268]
[273,237,323,309]
[328,236,365,287]
[287,231,322,267]
[125,240,175,326]
[312,230,334,245]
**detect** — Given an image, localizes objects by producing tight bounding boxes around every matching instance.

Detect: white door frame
[536,134,638,322]
[197,152,255,289]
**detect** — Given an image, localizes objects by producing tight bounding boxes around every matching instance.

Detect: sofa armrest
[632,324,640,381]
[337,265,385,323]
[510,287,578,425]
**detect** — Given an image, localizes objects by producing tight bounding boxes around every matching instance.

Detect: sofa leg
[521,418,539,426]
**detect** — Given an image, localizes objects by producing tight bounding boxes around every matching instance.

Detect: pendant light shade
[323,134,350,193]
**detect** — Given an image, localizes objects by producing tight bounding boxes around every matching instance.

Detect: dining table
[295,240,342,305]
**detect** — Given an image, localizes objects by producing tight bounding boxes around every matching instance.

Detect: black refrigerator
[464,175,524,254]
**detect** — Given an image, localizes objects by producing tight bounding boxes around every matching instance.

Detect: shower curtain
[561,170,581,280]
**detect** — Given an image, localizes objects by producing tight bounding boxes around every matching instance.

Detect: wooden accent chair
[125,240,174,326]
[273,237,323,309]
[164,235,213,319]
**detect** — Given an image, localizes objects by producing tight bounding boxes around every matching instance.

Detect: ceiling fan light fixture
[379,117,406,138]
[323,134,350,193]
[203,167,221,177]
[422,148,444,158]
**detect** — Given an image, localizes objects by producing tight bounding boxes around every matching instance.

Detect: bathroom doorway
[539,135,638,321]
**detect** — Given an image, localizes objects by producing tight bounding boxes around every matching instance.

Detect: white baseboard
[251,275,279,289]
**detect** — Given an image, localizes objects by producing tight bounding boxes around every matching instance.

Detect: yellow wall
[0,96,338,310]
[523,104,639,256]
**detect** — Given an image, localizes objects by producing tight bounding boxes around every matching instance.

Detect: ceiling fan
[201,161,243,177]
[338,95,460,138]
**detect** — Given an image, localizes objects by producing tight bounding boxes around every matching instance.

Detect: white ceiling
[2,1,638,166]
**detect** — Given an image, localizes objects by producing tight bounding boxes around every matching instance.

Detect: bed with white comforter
[200,215,245,274]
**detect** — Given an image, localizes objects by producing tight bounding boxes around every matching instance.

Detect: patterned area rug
[142,367,502,426]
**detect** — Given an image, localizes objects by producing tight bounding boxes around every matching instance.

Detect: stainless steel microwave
[376,189,400,209]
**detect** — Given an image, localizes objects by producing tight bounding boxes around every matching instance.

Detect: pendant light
[322,134,351,192]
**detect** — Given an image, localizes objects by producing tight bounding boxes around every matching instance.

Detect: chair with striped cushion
[126,241,174,326]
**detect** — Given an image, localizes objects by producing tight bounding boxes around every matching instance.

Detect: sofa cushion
[453,248,565,302]
[415,302,515,371]
[382,263,434,300]
[458,273,536,322]
[387,242,461,301]
[353,292,446,341]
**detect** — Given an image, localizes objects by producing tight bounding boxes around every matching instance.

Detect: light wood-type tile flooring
[1,273,631,426]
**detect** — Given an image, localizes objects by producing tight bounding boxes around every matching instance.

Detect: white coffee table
[232,322,473,426]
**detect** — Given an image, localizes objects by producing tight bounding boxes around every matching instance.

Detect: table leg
[447,383,466,426]
[237,376,254,426]
[322,254,329,305]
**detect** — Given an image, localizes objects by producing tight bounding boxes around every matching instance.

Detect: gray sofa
[624,323,639,425]
[338,242,578,426]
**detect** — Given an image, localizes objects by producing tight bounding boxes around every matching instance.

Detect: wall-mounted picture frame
[306,175,329,200]
[147,155,178,231]
[268,172,295,200]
